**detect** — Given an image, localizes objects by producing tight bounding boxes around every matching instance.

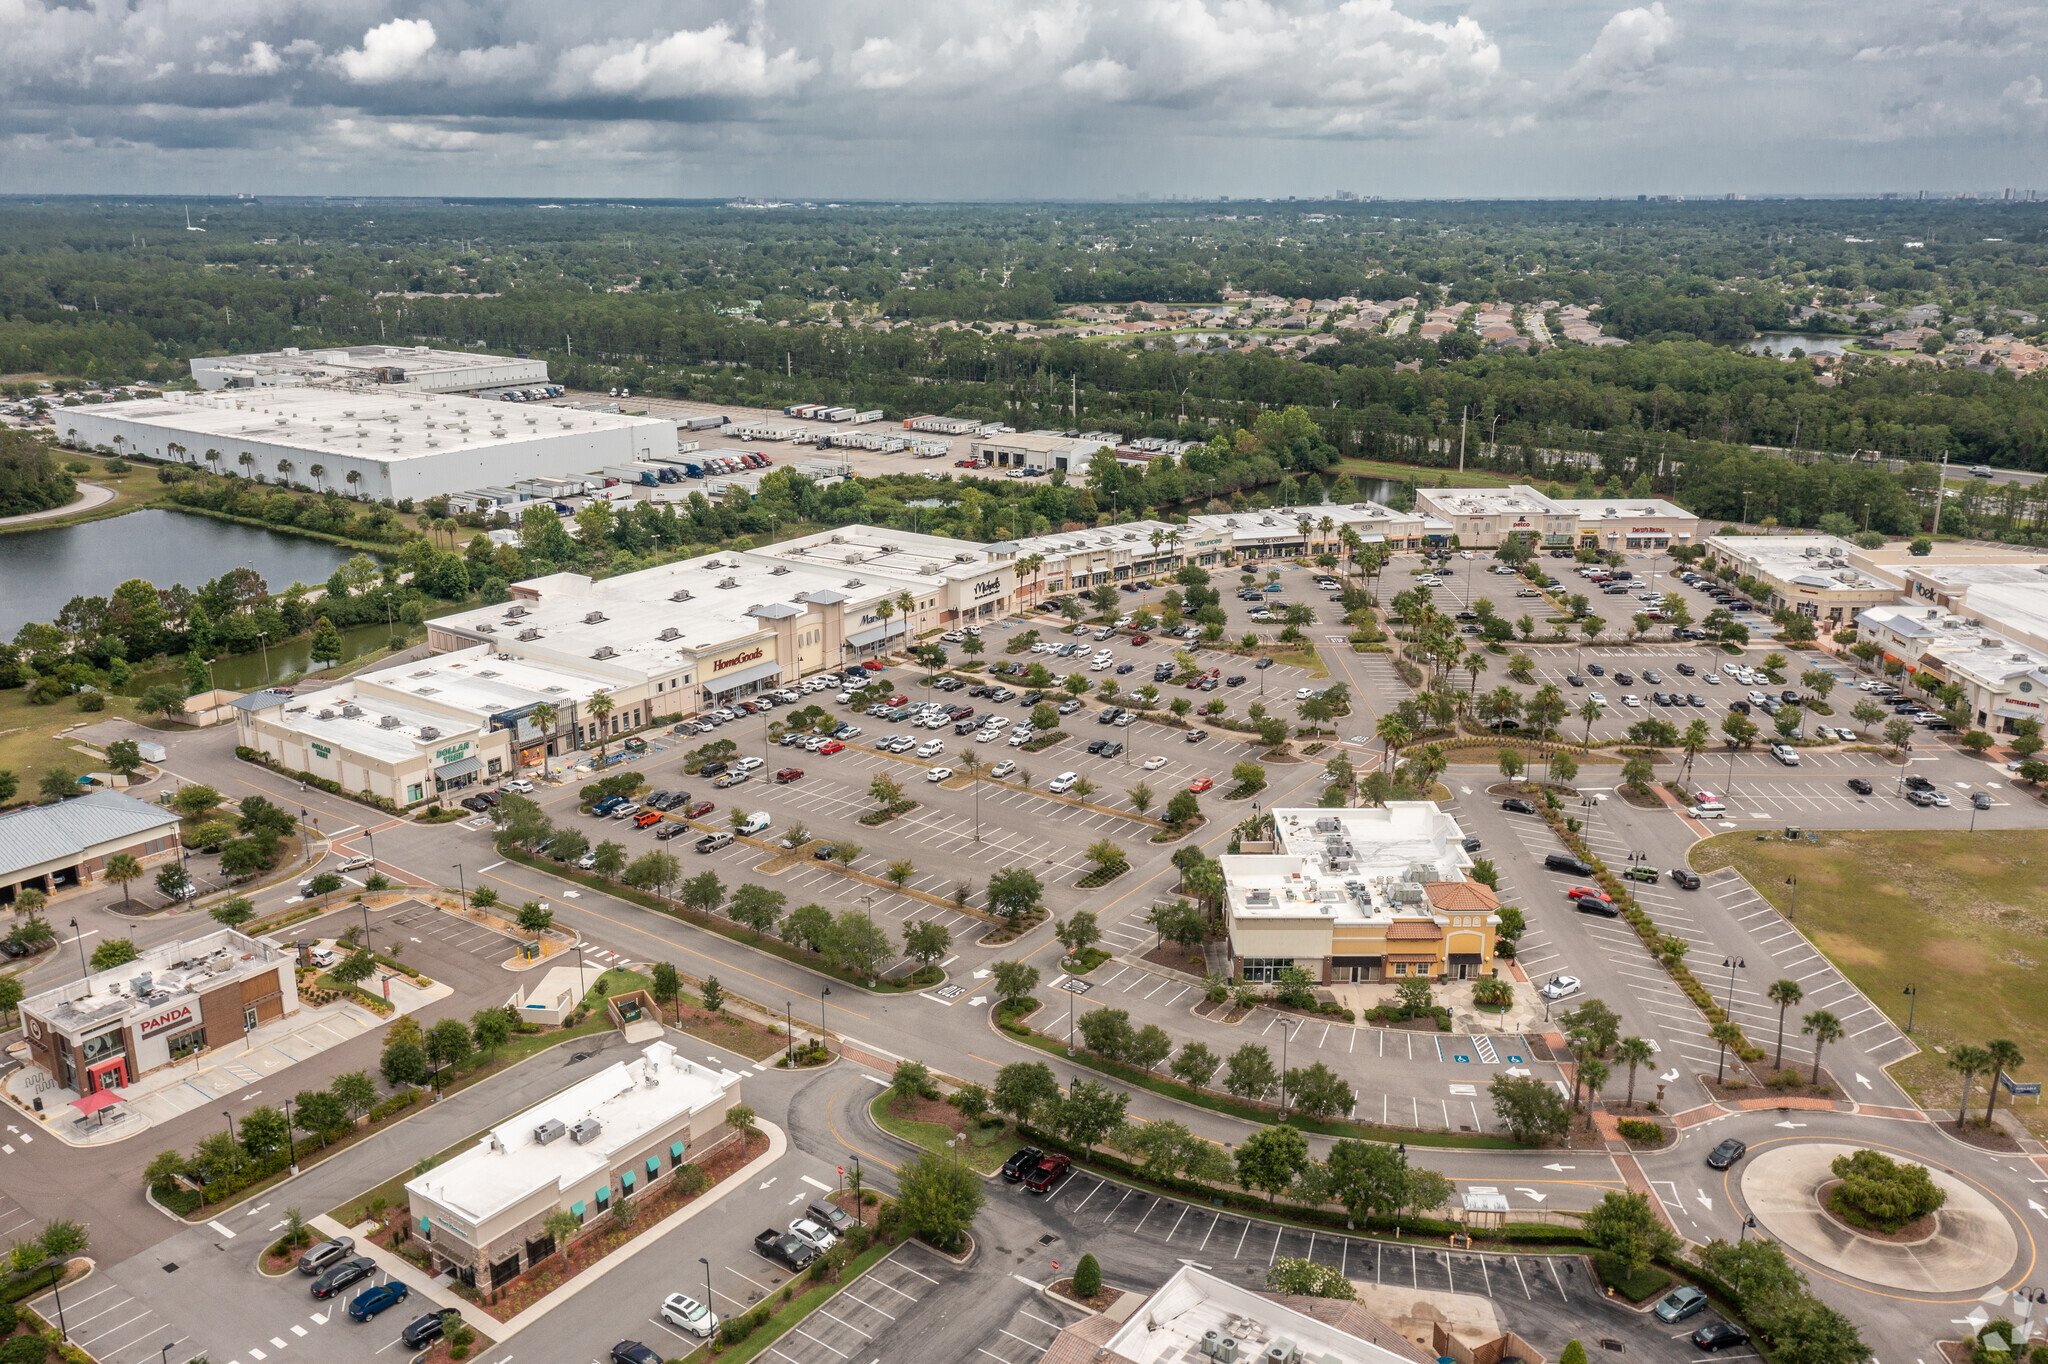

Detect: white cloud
[1563,2,1677,97]
[552,24,816,99]
[205,41,283,77]
[336,18,438,83]
[332,116,484,150]
[1999,75,2048,133]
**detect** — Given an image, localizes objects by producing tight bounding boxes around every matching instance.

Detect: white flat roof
[25,927,281,1037]
[263,683,485,763]
[1417,484,1566,516]
[757,526,995,583]
[1103,1265,1416,1364]
[194,345,544,382]
[75,389,669,466]
[1707,534,1890,589]
[1223,804,1473,923]
[409,1041,739,1227]
[357,645,617,721]
[1550,497,1695,521]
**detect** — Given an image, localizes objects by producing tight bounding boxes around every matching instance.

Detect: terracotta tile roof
[1385,920,1444,940]
[1425,879,1499,913]
[1040,1313,1124,1364]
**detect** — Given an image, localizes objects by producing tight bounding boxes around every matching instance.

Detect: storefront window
[167,1028,207,1061]
[81,1028,124,1064]
[1239,957,1291,983]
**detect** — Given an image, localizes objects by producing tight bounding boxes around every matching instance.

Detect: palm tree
[585,691,616,763]
[277,458,294,484]
[1463,652,1487,694]
[1801,1009,1844,1086]
[1579,697,1603,751]
[1679,719,1710,789]
[344,469,362,496]
[308,463,325,492]
[1375,714,1410,773]
[1762,978,1803,1069]
[1710,1021,1745,1084]
[1615,1036,1654,1109]
[1948,1045,1992,1129]
[530,702,558,778]
[204,448,222,473]
[1017,553,1046,608]
[103,852,143,908]
[237,451,254,477]
[1983,1038,2026,1126]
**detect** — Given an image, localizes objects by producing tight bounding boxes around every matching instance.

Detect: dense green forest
[0,428,75,516]
[3,195,2046,472]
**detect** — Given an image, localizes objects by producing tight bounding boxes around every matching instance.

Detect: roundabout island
[1740,1143,2020,1295]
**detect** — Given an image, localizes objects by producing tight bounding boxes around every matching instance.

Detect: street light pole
[1785,876,1796,923]
[785,1000,792,1065]
[222,1109,237,1146]
[699,1256,713,1314]
[452,863,465,900]
[70,917,92,993]
[1721,957,1744,1012]
[1903,985,1918,1033]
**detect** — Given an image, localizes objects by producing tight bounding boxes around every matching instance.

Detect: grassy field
[0,684,167,805]
[1335,457,1516,489]
[0,449,161,535]
[1691,829,2048,1134]
[869,1092,1027,1174]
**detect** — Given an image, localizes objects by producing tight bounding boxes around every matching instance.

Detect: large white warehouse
[60,389,677,504]
[191,344,549,393]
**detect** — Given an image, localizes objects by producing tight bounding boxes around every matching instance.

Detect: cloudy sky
[2,0,2042,198]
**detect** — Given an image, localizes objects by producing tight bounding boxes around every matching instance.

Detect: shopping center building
[17,927,297,1096]
[0,789,184,908]
[404,1041,742,1290]
[1220,804,1500,984]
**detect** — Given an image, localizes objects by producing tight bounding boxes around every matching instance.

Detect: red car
[1129,633,1150,645]
[1187,777,1215,793]
[888,694,908,706]
[861,660,885,671]
[1565,885,1613,906]
[684,801,715,819]
[817,740,846,755]
[1024,1153,1071,1195]
[774,767,804,784]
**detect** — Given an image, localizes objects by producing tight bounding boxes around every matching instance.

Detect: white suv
[1770,744,1800,766]
[1047,771,1078,794]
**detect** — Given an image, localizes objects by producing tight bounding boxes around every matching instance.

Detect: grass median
[869,1091,1027,1174]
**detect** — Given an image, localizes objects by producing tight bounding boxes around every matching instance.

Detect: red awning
[70,1090,124,1116]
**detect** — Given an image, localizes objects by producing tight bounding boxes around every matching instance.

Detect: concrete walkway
[0,481,117,526]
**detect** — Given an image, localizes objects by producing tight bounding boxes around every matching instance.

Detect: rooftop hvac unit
[718,577,739,589]
[532,1118,567,1145]
[592,646,616,660]
[379,715,403,729]
[659,627,680,642]
[919,564,939,575]
[1264,1342,1300,1364]
[418,726,441,741]
[570,1118,603,1144]
[130,973,153,996]
[341,704,362,718]
[954,552,975,563]
[474,623,497,633]
[318,708,335,720]
[583,611,607,625]
[506,605,529,618]
[518,628,542,642]
[771,564,791,575]
[670,589,693,602]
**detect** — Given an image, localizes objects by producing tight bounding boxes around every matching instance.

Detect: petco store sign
[138,1003,195,1039]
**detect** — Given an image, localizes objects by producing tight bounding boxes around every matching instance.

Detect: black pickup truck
[754,1228,819,1271]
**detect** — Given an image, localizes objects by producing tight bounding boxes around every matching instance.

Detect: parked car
[1847,777,1874,795]
[346,1280,410,1322]
[775,767,804,783]
[400,1311,451,1348]
[310,1256,379,1299]
[1622,865,1659,884]
[806,1199,852,1233]
[788,1217,838,1253]
[611,1342,662,1364]
[1501,798,1538,814]
[1669,868,1701,890]
[1655,1286,1710,1324]
[1692,1325,1751,1352]
[754,1228,819,1270]
[1538,975,1582,1002]
[1002,1147,1046,1182]
[1024,1154,1072,1194]
[1705,1137,1748,1170]
[1188,777,1214,793]
[659,1293,720,1339]
[298,1237,355,1276]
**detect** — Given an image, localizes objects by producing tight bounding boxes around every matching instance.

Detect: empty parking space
[33,1280,184,1364]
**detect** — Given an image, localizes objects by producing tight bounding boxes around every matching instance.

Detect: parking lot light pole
[41,1258,69,1339]
[1721,957,1744,1012]
[70,917,91,992]
[452,863,465,900]
[699,1256,712,1313]
[785,1000,792,1064]
[1785,876,1796,923]
[1903,985,1918,1033]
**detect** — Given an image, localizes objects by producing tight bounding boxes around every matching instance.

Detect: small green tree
[1235,1124,1310,1205]
[1267,1258,1356,1299]
[1583,1190,1680,1280]
[700,975,725,1014]
[1072,1252,1102,1297]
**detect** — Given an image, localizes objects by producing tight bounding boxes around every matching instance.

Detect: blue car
[347,1280,410,1322]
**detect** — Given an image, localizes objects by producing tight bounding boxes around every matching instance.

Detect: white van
[1687,800,1727,818]
[1047,771,1078,794]
[738,811,772,835]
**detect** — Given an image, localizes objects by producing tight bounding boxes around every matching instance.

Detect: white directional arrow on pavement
[968,996,988,1007]
[1514,1188,1548,1203]
[1660,1068,1680,1083]
[2027,1200,2048,1219]
[758,1176,777,1190]
[1695,1191,1713,1212]
[972,969,991,979]
[1774,1121,1808,1129]
[1506,1067,1531,1077]
[1855,1073,1872,1089]
[1543,1163,1576,1172]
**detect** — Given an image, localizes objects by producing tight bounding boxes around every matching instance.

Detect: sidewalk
[2,982,441,1146]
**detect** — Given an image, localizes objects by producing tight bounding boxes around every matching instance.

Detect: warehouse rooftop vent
[920,563,939,575]
[669,589,693,602]
[771,565,791,575]
[317,708,335,720]
[340,704,362,718]
[658,627,681,641]
[517,628,542,642]
[592,646,616,660]
[844,578,864,589]
[718,576,740,589]
[379,715,402,729]
[582,611,607,625]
